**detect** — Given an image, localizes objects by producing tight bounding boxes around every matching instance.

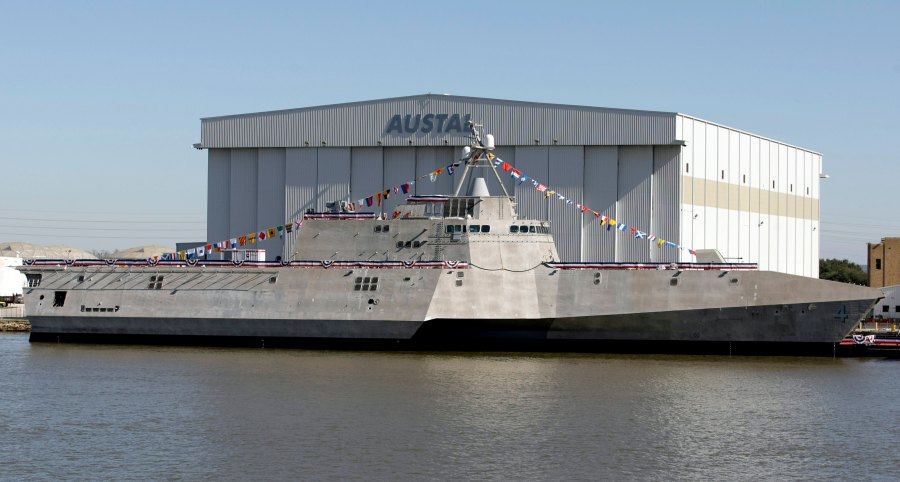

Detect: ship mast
[452,122,512,199]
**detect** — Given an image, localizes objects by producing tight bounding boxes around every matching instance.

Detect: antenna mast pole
[452,122,512,199]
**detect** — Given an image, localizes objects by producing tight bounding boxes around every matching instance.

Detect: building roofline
[676,113,822,156]
[201,93,679,122]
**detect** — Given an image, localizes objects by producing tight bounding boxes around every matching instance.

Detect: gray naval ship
[20,125,882,355]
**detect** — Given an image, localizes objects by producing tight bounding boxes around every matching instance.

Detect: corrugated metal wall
[616,147,653,262]
[283,148,317,258]
[256,148,286,257]
[350,147,383,214]
[582,147,618,262]
[228,149,258,240]
[548,146,583,261]
[315,148,351,212]
[207,144,685,263]
[651,146,680,263]
[207,149,231,246]
[514,147,550,222]
[201,95,678,148]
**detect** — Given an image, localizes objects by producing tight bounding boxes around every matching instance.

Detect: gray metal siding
[350,147,384,214]
[651,146,681,262]
[284,148,318,258]
[383,147,416,213]
[582,147,618,262]
[229,149,258,241]
[414,147,454,196]
[514,147,550,222]
[548,146,583,261]
[207,149,231,247]
[315,148,351,212]
[256,148,286,258]
[201,95,678,148]
[616,146,653,262]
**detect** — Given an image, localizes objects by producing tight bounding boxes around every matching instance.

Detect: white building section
[0,257,26,299]
[200,95,822,277]
[677,115,821,277]
[872,285,900,320]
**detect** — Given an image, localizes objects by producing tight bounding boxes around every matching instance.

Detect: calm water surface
[1,333,898,481]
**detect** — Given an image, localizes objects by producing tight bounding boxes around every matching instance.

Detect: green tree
[819,258,868,285]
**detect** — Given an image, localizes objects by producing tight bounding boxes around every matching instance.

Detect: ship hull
[27,298,872,356]
[20,261,882,355]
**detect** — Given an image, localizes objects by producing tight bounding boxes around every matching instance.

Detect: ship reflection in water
[2,333,897,480]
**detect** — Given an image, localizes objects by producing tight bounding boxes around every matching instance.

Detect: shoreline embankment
[0,319,30,332]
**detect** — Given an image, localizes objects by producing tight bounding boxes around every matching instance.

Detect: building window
[721,170,725,180]
[896,306,900,312]
[876,259,882,270]
[686,163,690,173]
[742,174,746,184]
[883,305,890,313]
[790,183,793,192]
[772,180,775,189]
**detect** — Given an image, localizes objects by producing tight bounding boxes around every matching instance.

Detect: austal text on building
[385,114,472,134]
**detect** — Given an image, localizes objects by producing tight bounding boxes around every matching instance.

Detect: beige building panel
[683,175,694,205]
[692,177,704,206]
[728,185,739,211]
[682,176,817,221]
[718,183,729,210]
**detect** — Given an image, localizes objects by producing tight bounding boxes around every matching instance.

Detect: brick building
[868,237,900,288]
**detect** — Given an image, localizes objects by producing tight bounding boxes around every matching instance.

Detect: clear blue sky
[1,0,897,263]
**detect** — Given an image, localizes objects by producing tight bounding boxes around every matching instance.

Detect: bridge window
[469,225,480,233]
[510,225,519,233]
[481,225,491,233]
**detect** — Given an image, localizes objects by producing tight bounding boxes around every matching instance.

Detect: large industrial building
[198,94,822,277]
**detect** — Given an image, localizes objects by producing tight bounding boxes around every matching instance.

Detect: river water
[1,333,898,481]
